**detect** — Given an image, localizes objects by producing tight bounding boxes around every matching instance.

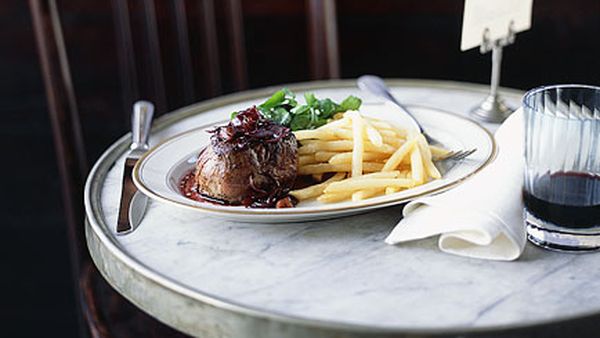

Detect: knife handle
[131,101,155,151]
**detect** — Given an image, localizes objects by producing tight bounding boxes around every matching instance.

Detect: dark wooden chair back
[28,0,339,336]
[111,0,250,114]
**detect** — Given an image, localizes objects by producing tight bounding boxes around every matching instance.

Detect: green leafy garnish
[339,96,362,111]
[234,88,362,131]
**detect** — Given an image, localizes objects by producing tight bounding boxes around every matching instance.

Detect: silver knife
[117,101,154,234]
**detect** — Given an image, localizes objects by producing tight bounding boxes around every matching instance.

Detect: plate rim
[133,104,497,217]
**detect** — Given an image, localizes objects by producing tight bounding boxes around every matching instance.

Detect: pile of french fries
[289,111,448,203]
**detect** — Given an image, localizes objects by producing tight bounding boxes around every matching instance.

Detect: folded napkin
[385,109,527,261]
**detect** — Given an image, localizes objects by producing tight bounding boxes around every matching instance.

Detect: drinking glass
[523,85,600,252]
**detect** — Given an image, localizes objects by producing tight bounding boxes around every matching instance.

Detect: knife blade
[125,191,148,234]
[117,101,154,233]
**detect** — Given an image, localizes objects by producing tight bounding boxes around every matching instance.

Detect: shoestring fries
[291,111,448,203]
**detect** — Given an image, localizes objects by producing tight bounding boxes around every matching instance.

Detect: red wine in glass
[523,171,600,229]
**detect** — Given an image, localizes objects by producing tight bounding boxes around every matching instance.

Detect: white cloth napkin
[385,109,527,261]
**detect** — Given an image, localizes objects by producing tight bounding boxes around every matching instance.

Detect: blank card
[461,0,533,51]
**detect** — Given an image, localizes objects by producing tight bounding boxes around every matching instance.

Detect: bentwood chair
[28,0,339,336]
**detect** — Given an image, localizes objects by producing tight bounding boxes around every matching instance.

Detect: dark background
[2,0,599,336]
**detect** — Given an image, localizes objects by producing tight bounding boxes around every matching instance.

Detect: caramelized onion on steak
[194,106,298,207]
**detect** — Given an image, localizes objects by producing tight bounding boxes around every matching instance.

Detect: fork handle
[357,75,423,134]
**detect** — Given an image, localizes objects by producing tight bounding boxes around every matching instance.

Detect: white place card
[461,0,533,51]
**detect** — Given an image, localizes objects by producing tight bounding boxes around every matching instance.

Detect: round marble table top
[85,80,600,338]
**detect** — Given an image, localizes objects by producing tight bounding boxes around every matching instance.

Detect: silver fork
[433,148,477,162]
[357,75,476,162]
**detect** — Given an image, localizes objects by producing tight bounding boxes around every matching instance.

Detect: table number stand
[470,22,516,123]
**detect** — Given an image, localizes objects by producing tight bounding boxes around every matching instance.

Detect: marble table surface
[85,80,600,337]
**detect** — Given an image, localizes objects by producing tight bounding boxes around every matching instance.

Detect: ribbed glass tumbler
[523,85,600,252]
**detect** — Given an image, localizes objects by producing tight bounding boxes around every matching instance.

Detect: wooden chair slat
[29,0,88,271]
[306,0,340,79]
[223,0,248,91]
[172,0,196,104]
[29,1,89,336]
[141,0,168,112]
[197,0,222,97]
[112,0,139,117]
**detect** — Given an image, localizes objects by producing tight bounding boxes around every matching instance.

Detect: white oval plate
[133,104,495,223]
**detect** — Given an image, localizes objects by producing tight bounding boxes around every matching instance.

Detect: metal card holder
[470,21,516,123]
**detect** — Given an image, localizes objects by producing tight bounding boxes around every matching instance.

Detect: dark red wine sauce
[179,170,298,208]
[179,171,230,205]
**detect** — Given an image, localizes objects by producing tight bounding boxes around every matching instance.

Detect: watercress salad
[233,88,362,131]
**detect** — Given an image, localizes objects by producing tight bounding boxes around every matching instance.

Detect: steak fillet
[194,106,298,207]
